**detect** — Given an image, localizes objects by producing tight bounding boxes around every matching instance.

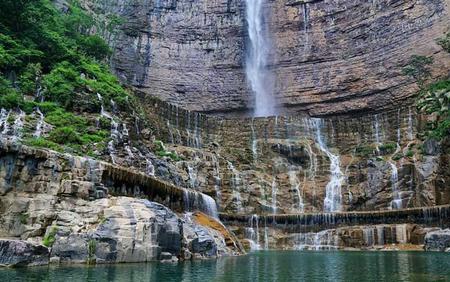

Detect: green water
[1,251,449,281]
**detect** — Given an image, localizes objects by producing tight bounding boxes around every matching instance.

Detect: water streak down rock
[245,0,276,117]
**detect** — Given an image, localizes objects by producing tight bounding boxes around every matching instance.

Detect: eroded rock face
[0,144,243,265]
[424,229,450,251]
[79,0,450,115]
[0,240,49,267]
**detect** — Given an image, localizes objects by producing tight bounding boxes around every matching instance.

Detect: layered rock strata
[80,0,450,115]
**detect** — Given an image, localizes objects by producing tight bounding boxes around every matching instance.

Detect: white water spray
[245,0,276,117]
[311,118,343,212]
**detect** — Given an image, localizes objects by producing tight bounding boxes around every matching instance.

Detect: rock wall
[80,0,450,115]
[141,97,449,214]
[0,143,244,266]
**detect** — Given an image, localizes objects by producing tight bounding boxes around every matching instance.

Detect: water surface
[1,251,449,281]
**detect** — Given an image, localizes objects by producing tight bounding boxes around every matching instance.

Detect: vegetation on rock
[405,32,450,140]
[0,0,145,156]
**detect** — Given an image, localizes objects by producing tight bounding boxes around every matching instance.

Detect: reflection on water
[1,251,450,281]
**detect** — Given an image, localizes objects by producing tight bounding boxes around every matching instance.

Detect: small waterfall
[245,0,276,117]
[264,224,269,250]
[227,161,243,212]
[146,158,155,176]
[187,162,198,189]
[311,119,343,212]
[407,107,414,141]
[395,224,408,243]
[12,110,25,140]
[251,118,258,162]
[182,189,219,218]
[288,170,304,212]
[33,108,44,138]
[212,155,222,203]
[363,228,375,246]
[245,214,261,251]
[97,94,120,164]
[389,162,402,209]
[271,176,278,213]
[186,112,202,148]
[376,225,385,245]
[373,114,383,153]
[0,108,10,136]
[294,230,339,250]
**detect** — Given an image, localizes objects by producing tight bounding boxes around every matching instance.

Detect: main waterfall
[245,0,276,117]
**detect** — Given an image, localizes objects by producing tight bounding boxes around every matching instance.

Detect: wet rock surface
[424,229,450,251]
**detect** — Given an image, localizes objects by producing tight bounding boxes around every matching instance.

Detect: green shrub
[378,142,398,155]
[355,145,375,157]
[19,213,28,225]
[403,55,433,86]
[24,137,63,152]
[406,150,414,158]
[49,126,81,144]
[42,226,58,247]
[87,239,96,264]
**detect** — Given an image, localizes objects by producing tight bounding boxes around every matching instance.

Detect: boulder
[424,229,450,251]
[0,240,49,267]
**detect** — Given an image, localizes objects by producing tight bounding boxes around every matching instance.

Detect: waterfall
[389,162,402,209]
[246,214,261,251]
[0,108,10,136]
[33,108,44,138]
[407,107,414,141]
[294,230,339,250]
[212,155,222,203]
[12,110,25,140]
[264,224,269,250]
[271,176,278,213]
[97,94,120,164]
[288,170,304,212]
[251,118,258,162]
[146,158,155,176]
[182,189,219,218]
[187,163,198,189]
[311,119,343,212]
[245,0,276,117]
[373,114,382,152]
[227,161,243,212]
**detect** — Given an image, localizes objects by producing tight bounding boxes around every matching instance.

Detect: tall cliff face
[82,0,450,116]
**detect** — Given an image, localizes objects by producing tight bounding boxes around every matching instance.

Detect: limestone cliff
[80,0,450,116]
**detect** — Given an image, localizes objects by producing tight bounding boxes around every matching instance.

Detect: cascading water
[33,108,44,138]
[0,108,10,136]
[251,118,258,162]
[407,107,414,141]
[227,161,243,212]
[245,0,276,117]
[12,110,25,140]
[271,176,278,213]
[389,162,402,209]
[182,189,219,219]
[245,214,261,251]
[288,170,305,212]
[212,155,222,203]
[311,118,343,212]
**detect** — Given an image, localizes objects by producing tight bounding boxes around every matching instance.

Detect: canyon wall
[141,96,450,215]
[80,0,450,115]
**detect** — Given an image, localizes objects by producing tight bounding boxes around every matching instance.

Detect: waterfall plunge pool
[2,251,449,281]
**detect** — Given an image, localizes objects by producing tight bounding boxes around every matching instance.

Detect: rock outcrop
[79,0,450,115]
[424,229,450,251]
[0,144,244,266]
[0,240,49,267]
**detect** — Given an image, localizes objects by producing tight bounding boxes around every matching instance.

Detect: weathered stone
[424,229,450,251]
[0,240,49,267]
